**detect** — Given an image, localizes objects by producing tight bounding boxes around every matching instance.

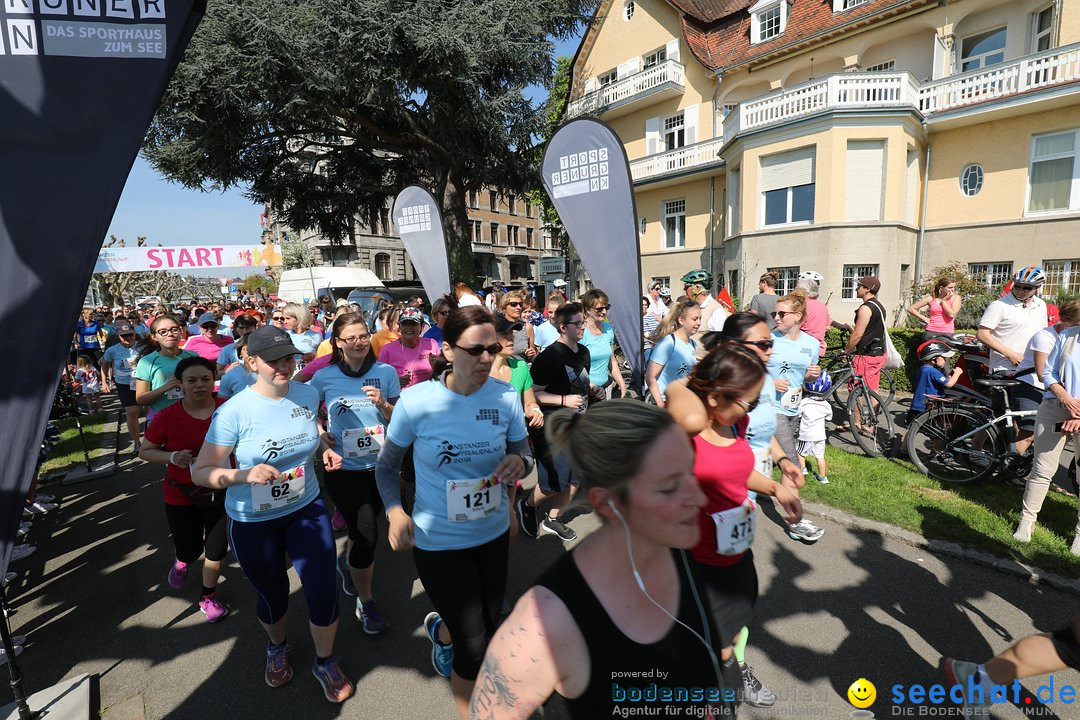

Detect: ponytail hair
[777,291,806,319]
[650,300,698,345]
[760,272,779,288]
[546,400,674,503]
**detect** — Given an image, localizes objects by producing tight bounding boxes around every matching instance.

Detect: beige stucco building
[566,0,1080,320]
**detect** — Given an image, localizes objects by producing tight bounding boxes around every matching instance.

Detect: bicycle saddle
[976,378,1019,388]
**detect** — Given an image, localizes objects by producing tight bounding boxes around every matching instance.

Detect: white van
[277,267,385,305]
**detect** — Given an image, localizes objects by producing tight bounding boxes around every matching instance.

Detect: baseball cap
[494,316,523,335]
[197,312,219,327]
[115,322,136,335]
[859,276,881,294]
[335,298,350,309]
[399,307,424,325]
[246,326,301,362]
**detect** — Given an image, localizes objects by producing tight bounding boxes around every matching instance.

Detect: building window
[842,265,879,300]
[961,27,1006,72]
[489,190,499,212]
[721,103,738,118]
[969,262,1013,291]
[526,227,535,247]
[663,199,686,249]
[379,207,391,235]
[761,147,816,226]
[525,200,533,218]
[663,114,685,152]
[507,195,516,215]
[472,220,483,244]
[490,222,500,245]
[624,0,634,21]
[750,0,786,45]
[468,190,479,208]
[834,0,869,9]
[1029,130,1078,213]
[374,253,391,281]
[1043,259,1080,296]
[598,69,618,87]
[651,276,671,290]
[864,60,896,72]
[960,164,984,196]
[643,47,667,69]
[508,225,519,246]
[1032,6,1054,53]
[768,267,800,295]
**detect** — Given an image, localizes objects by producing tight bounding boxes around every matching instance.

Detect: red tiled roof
[665,0,752,24]
[680,0,933,73]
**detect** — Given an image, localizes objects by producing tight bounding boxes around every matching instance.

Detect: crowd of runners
[51,264,1080,718]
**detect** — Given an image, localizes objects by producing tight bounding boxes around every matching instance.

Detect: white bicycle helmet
[798,270,824,283]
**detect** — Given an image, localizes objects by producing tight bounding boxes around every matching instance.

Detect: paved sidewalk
[0,446,1075,719]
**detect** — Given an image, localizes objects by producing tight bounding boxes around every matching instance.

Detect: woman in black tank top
[469,401,734,720]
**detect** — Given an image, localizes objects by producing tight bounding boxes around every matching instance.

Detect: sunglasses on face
[119,334,135,339]
[591,305,611,312]
[202,323,218,330]
[437,310,450,316]
[453,343,503,357]
[505,301,522,308]
[1015,284,1037,292]
[771,310,797,320]
[738,339,774,351]
[734,397,761,413]
[271,316,285,322]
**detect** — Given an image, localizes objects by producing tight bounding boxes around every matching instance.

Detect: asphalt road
[2,440,1078,720]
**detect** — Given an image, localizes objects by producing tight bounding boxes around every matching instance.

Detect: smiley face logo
[847,678,876,708]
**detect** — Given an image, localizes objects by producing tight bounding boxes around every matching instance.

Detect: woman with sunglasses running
[135,316,198,425]
[645,301,701,408]
[581,289,627,400]
[375,306,531,719]
[423,297,453,346]
[310,312,400,633]
[497,290,536,360]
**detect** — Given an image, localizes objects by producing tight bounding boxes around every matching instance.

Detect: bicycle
[821,331,898,408]
[816,350,896,457]
[905,377,1035,484]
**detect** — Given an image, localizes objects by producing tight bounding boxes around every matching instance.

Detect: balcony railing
[567,59,685,118]
[723,42,1080,142]
[630,137,726,183]
[471,241,493,253]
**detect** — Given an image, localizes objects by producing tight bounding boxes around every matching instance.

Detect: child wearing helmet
[910,340,964,423]
[797,372,833,484]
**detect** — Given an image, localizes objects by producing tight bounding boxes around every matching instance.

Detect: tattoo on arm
[469,655,519,718]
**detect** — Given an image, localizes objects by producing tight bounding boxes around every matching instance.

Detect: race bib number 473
[251,464,306,513]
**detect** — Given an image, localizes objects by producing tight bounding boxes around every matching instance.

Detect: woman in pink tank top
[907,276,961,340]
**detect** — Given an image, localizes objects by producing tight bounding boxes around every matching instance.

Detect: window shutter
[844,140,886,221]
[666,38,680,62]
[760,146,816,192]
[646,116,660,155]
[683,104,698,145]
[626,57,641,75]
[617,59,635,79]
[585,76,599,93]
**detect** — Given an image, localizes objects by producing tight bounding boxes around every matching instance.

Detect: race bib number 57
[251,464,306,513]
[446,476,502,522]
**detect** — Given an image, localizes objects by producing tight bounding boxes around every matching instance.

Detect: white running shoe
[10,545,35,562]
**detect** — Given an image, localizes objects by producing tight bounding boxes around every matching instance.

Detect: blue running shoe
[424,611,453,678]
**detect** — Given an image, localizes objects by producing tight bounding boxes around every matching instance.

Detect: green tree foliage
[145,0,597,284]
[240,272,277,295]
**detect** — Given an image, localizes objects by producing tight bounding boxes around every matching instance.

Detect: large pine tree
[145,0,595,283]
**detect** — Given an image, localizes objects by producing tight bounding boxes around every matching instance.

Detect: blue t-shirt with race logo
[649,333,697,400]
[102,342,142,388]
[581,321,616,386]
[745,378,780,451]
[385,377,528,551]
[310,362,401,471]
[768,331,820,417]
[217,366,256,398]
[204,382,322,522]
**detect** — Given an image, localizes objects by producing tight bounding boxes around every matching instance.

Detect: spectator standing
[976,266,1048,457]
[796,274,829,358]
[843,276,887,395]
[907,276,962,341]
[748,272,780,331]
[183,312,235,365]
[645,280,668,321]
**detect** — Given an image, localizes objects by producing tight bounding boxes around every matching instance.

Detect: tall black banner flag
[393,186,451,301]
[541,118,644,389]
[0,0,204,580]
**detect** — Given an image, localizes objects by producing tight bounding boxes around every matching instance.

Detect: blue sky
[105,31,585,256]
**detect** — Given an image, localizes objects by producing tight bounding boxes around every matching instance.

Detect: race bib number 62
[251,464,306,513]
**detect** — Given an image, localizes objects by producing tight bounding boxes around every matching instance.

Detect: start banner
[94,243,283,273]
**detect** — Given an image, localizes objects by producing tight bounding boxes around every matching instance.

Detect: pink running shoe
[331,509,347,532]
[199,596,229,623]
[167,560,188,589]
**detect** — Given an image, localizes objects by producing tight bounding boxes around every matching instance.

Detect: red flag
[999,279,1013,297]
[717,287,736,314]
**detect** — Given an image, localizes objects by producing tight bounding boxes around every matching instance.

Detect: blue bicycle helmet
[1013,265,1046,286]
[804,371,832,396]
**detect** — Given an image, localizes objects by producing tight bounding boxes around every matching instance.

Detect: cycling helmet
[680,268,713,286]
[804,371,832,396]
[798,270,824,283]
[917,340,956,362]
[1012,265,1046,286]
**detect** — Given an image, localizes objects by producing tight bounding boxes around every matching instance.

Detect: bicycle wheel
[880,368,897,407]
[847,386,895,457]
[905,406,999,484]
